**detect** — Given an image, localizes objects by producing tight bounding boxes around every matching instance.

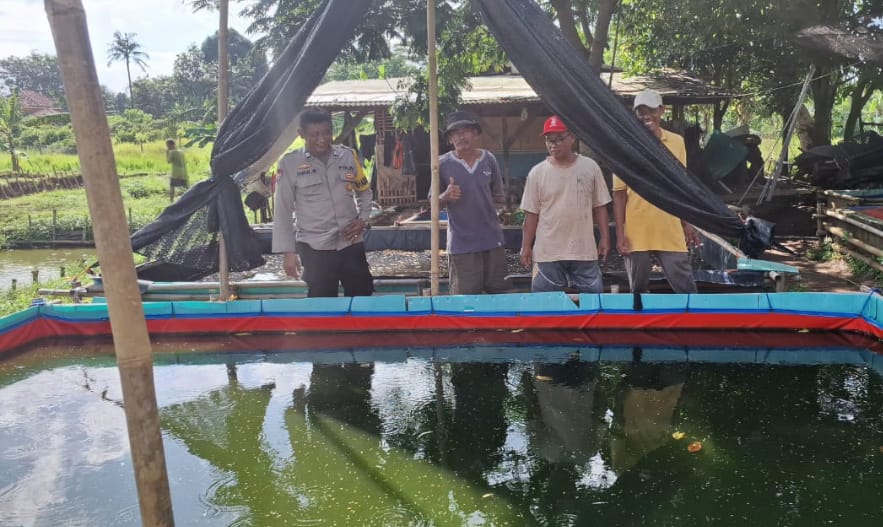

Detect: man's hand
[597,237,610,261]
[343,218,366,242]
[441,177,461,202]
[283,252,302,279]
[520,246,533,268]
[616,234,631,256]
[683,223,701,249]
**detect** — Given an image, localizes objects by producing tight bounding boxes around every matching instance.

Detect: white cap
[633,89,663,110]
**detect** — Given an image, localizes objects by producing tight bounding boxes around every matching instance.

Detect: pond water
[1,335,882,526]
[0,248,96,290]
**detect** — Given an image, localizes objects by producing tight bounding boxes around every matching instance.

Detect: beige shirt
[272,145,372,254]
[520,155,611,261]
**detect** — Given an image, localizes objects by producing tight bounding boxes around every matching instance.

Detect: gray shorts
[624,251,697,293]
[449,247,509,295]
[532,260,603,294]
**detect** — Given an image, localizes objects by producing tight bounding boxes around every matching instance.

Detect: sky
[0,0,256,93]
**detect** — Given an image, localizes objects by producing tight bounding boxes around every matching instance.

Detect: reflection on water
[2,338,883,526]
[0,248,96,288]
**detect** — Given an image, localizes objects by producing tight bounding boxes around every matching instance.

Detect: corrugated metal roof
[306,71,732,109]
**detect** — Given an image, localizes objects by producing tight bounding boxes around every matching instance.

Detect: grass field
[0,141,213,176]
[0,173,177,246]
[0,141,220,245]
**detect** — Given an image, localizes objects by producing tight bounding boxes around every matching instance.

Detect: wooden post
[10,279,16,292]
[758,66,815,204]
[52,209,57,240]
[32,269,39,284]
[218,0,229,122]
[428,0,441,296]
[45,2,175,525]
[217,0,231,301]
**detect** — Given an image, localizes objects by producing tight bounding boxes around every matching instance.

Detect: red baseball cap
[542,116,568,135]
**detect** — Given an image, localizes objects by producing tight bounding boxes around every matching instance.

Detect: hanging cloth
[475,0,747,239]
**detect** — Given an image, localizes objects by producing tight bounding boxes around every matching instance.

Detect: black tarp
[130,0,373,280]
[475,0,745,238]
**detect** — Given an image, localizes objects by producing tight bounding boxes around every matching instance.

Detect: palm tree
[0,90,25,172]
[106,31,149,108]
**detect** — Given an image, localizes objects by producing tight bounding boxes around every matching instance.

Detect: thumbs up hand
[441,177,461,202]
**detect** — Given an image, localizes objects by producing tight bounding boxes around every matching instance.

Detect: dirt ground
[763,239,877,293]
[732,186,879,293]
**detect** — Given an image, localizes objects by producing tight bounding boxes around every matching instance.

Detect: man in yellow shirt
[613,89,699,293]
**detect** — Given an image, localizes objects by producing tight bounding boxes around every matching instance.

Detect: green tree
[239,1,617,130]
[842,68,883,140]
[131,76,178,118]
[0,52,66,109]
[200,29,269,105]
[544,0,620,70]
[109,108,159,150]
[173,44,216,103]
[324,44,419,82]
[107,31,150,109]
[186,0,234,122]
[0,91,25,172]
[242,0,412,62]
[618,0,875,146]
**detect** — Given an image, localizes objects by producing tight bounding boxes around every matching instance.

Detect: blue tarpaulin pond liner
[3,291,883,354]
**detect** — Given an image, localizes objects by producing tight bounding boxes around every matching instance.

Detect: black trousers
[296,241,374,298]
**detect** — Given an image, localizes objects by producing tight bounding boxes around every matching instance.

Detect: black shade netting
[475,0,748,240]
[130,0,372,281]
[130,177,265,282]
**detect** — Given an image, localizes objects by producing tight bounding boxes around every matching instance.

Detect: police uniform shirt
[272,145,372,254]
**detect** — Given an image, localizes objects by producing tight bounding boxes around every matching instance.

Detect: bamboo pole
[44,2,174,525]
[217,0,231,301]
[824,208,883,241]
[830,241,883,275]
[758,66,815,204]
[824,224,883,259]
[428,0,441,296]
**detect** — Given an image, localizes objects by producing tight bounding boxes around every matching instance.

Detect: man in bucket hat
[433,110,508,294]
[612,89,699,293]
[520,116,611,293]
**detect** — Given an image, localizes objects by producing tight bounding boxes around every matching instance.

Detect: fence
[0,170,83,200]
[818,189,883,273]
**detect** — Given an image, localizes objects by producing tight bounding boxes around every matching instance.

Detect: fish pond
[1,332,882,526]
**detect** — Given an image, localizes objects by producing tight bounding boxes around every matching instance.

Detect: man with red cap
[519,116,611,293]
[613,89,699,293]
[435,110,508,295]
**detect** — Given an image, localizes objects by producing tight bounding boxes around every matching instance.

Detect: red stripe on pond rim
[4,308,883,355]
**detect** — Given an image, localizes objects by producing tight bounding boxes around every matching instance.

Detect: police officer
[272,108,374,297]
